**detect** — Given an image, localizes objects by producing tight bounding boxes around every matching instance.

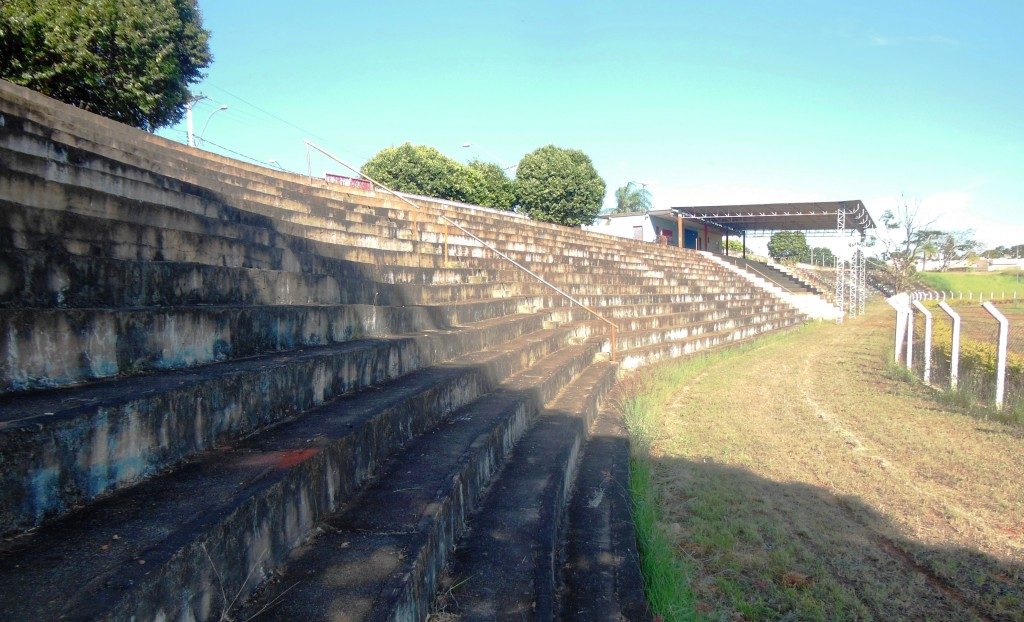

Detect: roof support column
[742,232,747,259]
[676,212,683,249]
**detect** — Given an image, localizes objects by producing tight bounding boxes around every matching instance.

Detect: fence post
[981,302,1008,410]
[912,301,932,385]
[938,302,960,391]
[886,293,911,365]
[906,304,914,370]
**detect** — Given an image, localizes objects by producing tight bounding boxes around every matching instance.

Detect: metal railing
[302,140,620,360]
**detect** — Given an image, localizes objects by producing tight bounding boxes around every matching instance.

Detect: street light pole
[199,105,228,144]
[185,94,208,147]
[462,142,515,172]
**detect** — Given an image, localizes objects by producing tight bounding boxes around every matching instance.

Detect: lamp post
[185,95,205,147]
[462,142,515,172]
[198,105,228,144]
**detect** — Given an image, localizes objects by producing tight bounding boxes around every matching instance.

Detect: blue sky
[158,1,1023,253]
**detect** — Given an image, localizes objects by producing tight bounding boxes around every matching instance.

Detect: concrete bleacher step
[560,406,652,621]
[4,124,782,284]
[232,342,607,621]
[620,312,804,369]
[0,302,465,391]
[0,313,553,534]
[1,141,672,275]
[1,177,740,300]
[8,116,782,286]
[0,326,583,621]
[429,360,616,619]
[0,249,519,310]
[4,128,686,274]
[4,87,782,281]
[0,78,811,620]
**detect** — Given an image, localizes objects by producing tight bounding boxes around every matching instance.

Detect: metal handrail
[730,259,792,292]
[303,140,620,360]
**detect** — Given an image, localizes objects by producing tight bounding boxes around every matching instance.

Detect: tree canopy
[467,160,515,211]
[362,143,476,203]
[0,0,212,131]
[514,145,606,226]
[611,182,652,214]
[767,231,810,262]
[877,197,978,290]
[361,144,516,210]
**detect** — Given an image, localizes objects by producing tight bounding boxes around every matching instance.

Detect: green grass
[918,270,1024,297]
[620,307,1024,620]
[619,332,803,621]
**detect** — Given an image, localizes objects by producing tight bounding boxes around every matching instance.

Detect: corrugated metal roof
[670,200,874,234]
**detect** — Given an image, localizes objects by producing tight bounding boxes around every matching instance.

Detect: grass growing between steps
[620,305,1024,621]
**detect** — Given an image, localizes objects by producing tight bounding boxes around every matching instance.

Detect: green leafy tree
[514,145,606,226]
[725,239,745,254]
[0,0,212,131]
[806,246,835,266]
[767,231,810,262]
[362,143,477,203]
[938,231,978,270]
[612,182,652,214]
[466,160,515,211]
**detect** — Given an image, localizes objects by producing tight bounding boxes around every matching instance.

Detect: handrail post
[610,325,618,362]
[305,142,312,184]
[937,301,960,391]
[982,302,1009,410]
[912,301,932,385]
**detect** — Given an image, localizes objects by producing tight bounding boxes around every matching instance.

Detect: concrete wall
[586,214,656,242]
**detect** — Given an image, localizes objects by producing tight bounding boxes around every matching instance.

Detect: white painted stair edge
[700,252,842,321]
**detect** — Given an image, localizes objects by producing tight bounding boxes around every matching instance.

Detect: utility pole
[185,94,208,147]
[186,99,195,147]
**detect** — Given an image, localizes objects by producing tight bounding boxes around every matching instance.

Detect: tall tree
[362,143,477,203]
[767,231,810,262]
[612,182,652,214]
[466,160,515,211]
[938,231,978,270]
[1,0,212,131]
[878,196,943,291]
[514,145,606,226]
[807,246,836,266]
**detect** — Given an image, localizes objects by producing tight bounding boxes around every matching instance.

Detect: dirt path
[646,303,1024,620]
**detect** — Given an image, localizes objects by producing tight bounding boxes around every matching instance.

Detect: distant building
[987,257,1024,271]
[585,209,726,252]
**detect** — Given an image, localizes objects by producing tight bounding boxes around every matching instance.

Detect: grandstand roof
[670,200,874,235]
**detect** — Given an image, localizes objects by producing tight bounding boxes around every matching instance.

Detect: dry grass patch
[624,303,1024,620]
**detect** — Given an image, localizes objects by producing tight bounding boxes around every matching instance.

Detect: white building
[586,209,727,253]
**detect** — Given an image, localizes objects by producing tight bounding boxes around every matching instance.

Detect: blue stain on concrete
[28,465,62,520]
[213,338,232,361]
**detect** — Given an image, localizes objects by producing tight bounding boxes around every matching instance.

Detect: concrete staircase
[708,253,842,321]
[0,79,804,621]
